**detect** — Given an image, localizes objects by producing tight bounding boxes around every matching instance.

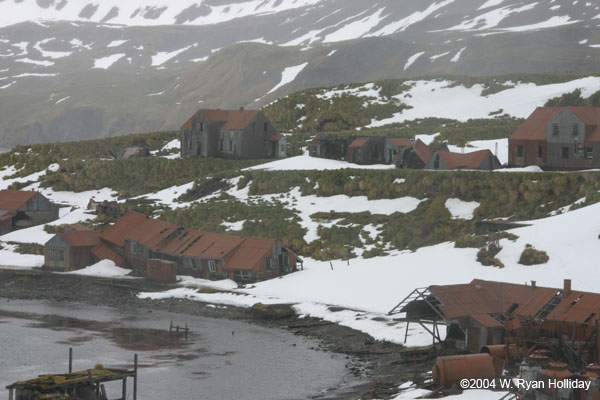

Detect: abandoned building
[308,134,355,160]
[426,149,502,170]
[44,226,99,271]
[180,108,286,159]
[0,190,59,235]
[79,211,298,284]
[384,137,412,164]
[390,279,599,354]
[347,137,386,164]
[394,138,435,168]
[509,106,600,169]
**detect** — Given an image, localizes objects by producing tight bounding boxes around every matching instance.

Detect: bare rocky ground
[0,269,436,399]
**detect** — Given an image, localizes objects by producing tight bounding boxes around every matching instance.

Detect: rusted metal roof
[437,149,498,170]
[387,138,412,148]
[181,109,260,131]
[429,279,559,328]
[413,139,433,164]
[545,290,600,323]
[60,230,99,247]
[510,107,600,142]
[0,190,37,211]
[100,210,148,247]
[91,242,124,266]
[266,133,282,142]
[348,137,369,149]
[125,218,180,249]
[225,237,276,271]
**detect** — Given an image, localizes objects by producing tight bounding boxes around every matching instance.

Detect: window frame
[516,145,524,158]
[208,260,217,273]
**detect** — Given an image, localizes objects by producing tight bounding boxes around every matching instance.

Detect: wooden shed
[44,230,99,271]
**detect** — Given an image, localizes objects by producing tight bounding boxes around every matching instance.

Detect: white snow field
[61,260,133,278]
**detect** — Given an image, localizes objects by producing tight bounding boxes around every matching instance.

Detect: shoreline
[0,269,419,400]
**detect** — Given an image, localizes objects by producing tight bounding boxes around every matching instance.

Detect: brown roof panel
[510,107,563,141]
[100,211,148,248]
[569,106,600,126]
[413,139,433,164]
[546,291,600,323]
[125,218,180,249]
[437,149,497,170]
[348,138,369,148]
[183,232,245,259]
[60,230,99,247]
[225,237,276,271]
[181,109,260,131]
[0,190,37,211]
[91,242,125,266]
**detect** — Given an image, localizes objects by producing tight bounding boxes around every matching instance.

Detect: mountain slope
[0,0,599,146]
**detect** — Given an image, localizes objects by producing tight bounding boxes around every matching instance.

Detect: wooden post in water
[133,354,138,400]
[69,347,73,373]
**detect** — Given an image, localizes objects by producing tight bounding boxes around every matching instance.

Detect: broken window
[553,124,559,136]
[208,260,217,272]
[572,124,579,137]
[562,147,569,159]
[264,122,268,132]
[516,145,524,158]
[585,313,596,323]
[265,257,272,271]
[585,147,593,159]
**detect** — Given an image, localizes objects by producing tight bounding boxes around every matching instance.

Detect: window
[283,254,289,267]
[561,147,569,159]
[49,249,55,260]
[572,124,578,137]
[507,303,519,314]
[59,250,64,261]
[433,154,440,169]
[537,145,543,158]
[553,124,559,136]
[585,147,593,159]
[264,122,268,132]
[229,140,233,151]
[265,257,272,271]
[516,145,523,158]
[208,260,217,273]
[200,122,203,132]
[234,271,252,281]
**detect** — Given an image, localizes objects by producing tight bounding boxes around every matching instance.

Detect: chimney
[531,280,536,289]
[564,279,572,296]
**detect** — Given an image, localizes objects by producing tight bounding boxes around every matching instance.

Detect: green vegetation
[0,131,178,178]
[518,245,549,265]
[7,242,44,255]
[544,89,600,107]
[477,243,504,268]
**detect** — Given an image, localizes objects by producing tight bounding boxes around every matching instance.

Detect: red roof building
[0,190,59,235]
[427,149,501,170]
[509,106,600,169]
[180,108,286,159]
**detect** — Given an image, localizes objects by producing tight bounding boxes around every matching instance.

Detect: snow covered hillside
[0,0,599,146]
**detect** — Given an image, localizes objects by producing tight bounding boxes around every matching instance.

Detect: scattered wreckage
[391,279,600,399]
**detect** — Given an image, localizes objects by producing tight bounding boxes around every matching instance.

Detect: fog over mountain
[0,0,599,146]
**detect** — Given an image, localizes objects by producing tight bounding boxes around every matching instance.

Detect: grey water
[0,299,358,400]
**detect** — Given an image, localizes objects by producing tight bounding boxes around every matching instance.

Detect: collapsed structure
[309,134,501,170]
[390,279,596,354]
[44,211,299,284]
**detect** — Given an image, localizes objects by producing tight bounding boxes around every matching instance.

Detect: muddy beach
[0,269,420,399]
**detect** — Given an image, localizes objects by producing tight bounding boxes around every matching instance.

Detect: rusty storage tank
[481,344,522,362]
[582,365,600,400]
[432,354,496,388]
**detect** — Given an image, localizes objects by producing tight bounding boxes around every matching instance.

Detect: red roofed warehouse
[0,190,59,235]
[347,137,386,165]
[509,106,600,169]
[180,108,286,159]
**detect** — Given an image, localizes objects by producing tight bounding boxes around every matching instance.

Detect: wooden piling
[69,347,73,373]
[133,354,138,400]
[122,377,127,400]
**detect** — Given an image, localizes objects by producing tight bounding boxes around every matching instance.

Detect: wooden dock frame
[7,348,138,400]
